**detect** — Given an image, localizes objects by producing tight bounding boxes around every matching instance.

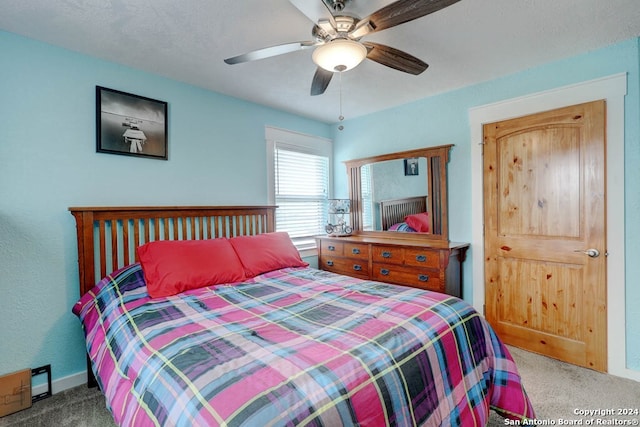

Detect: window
[266,127,332,251]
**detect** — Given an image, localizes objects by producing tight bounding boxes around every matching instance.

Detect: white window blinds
[266,127,332,251]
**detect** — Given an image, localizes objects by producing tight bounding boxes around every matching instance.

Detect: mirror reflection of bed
[379,195,429,232]
[359,155,433,232]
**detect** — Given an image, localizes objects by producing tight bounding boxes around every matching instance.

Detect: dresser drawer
[403,248,440,269]
[371,245,405,265]
[320,240,344,256]
[372,264,442,292]
[320,256,369,278]
[343,242,369,259]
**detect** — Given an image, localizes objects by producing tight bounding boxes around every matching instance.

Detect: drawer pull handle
[353,264,362,271]
[352,248,360,255]
[380,268,390,276]
[418,274,429,282]
[326,260,334,267]
[328,245,336,251]
[382,251,392,258]
[416,255,427,262]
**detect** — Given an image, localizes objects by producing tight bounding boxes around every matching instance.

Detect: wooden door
[483,100,607,371]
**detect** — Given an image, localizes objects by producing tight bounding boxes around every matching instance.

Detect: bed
[70,205,534,426]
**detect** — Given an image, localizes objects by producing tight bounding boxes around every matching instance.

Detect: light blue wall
[0,30,331,384]
[333,38,640,371]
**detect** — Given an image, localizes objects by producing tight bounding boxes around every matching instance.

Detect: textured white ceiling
[1,0,639,123]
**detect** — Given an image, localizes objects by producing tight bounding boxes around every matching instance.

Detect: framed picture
[96,86,168,160]
[404,157,419,176]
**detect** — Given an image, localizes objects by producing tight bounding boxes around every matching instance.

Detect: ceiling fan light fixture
[312,39,367,72]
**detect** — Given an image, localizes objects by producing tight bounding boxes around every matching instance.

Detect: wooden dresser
[316,235,469,298]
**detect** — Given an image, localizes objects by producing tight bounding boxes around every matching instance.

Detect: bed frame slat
[98,220,107,279]
[213,216,221,238]
[123,222,130,265]
[144,219,151,244]
[110,220,118,273]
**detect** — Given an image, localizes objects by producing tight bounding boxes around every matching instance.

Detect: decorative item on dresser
[316,235,468,298]
[325,198,352,236]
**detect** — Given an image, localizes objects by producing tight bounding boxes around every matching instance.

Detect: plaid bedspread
[73,264,534,426]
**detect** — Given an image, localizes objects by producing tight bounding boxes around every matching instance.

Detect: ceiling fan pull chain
[339,70,344,120]
[338,70,345,130]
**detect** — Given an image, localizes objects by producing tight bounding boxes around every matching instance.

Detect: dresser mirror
[344,145,452,243]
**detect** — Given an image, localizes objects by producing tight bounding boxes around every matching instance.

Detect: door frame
[468,73,636,380]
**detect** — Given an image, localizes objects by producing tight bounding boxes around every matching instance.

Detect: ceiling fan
[224,0,461,96]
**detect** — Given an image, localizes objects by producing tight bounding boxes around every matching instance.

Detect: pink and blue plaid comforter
[73,264,534,426]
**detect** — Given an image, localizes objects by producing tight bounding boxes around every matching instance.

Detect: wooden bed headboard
[379,196,428,230]
[69,206,276,296]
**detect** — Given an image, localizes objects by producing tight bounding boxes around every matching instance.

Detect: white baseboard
[33,371,88,396]
[618,368,640,383]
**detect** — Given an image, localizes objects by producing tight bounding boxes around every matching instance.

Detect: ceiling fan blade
[310,67,334,96]
[360,0,461,35]
[363,42,428,75]
[224,41,318,64]
[289,0,336,27]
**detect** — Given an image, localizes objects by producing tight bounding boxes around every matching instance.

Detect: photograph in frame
[404,157,419,176]
[96,86,168,160]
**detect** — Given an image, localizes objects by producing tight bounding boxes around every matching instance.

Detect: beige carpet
[2,346,639,426]
[487,346,640,426]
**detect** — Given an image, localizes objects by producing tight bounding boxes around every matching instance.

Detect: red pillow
[404,212,431,233]
[137,239,246,298]
[229,232,309,277]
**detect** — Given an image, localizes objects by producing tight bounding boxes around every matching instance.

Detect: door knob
[574,248,600,258]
